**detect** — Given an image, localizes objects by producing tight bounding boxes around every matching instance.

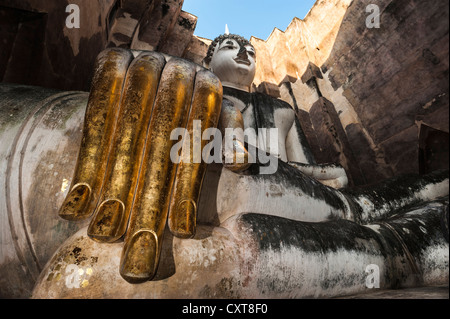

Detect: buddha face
[207,37,256,92]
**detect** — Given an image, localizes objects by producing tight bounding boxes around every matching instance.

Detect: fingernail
[58,183,92,220]
[120,230,158,283]
[88,199,125,242]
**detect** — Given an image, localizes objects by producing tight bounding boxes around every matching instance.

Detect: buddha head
[203,34,256,92]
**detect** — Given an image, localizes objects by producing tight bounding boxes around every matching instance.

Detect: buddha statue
[1,33,447,299]
[202,35,448,226]
[54,35,359,285]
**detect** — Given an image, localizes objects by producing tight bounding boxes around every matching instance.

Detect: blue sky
[182,0,318,41]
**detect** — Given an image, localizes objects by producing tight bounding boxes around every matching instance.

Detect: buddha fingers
[59,48,133,221]
[120,58,196,283]
[168,70,223,239]
[87,52,166,242]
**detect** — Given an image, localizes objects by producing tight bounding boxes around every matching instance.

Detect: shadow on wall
[0,0,208,92]
[261,0,449,186]
[320,0,449,183]
[0,0,112,92]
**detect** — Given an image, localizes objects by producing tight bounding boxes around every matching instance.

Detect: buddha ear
[203,42,219,70]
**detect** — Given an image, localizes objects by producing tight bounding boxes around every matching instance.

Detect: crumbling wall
[320,0,449,182]
[254,0,448,185]
[0,0,116,91]
[0,0,210,91]
[250,0,353,88]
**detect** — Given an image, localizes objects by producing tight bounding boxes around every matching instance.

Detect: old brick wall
[320,0,449,183]
[0,0,210,91]
[263,0,449,185]
[0,0,115,91]
[250,0,352,89]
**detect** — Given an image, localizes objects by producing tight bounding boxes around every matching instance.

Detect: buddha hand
[58,48,223,283]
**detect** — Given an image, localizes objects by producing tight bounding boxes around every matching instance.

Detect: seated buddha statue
[200,34,448,227]
[3,33,448,298]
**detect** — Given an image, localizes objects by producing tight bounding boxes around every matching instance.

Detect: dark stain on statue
[161,3,170,17]
[441,205,449,242]
[238,198,448,290]
[41,93,88,130]
[178,16,195,30]
[70,247,88,265]
[240,148,347,217]
[238,213,388,255]
[0,85,59,136]
[321,272,363,290]
[199,277,241,298]
[343,169,449,224]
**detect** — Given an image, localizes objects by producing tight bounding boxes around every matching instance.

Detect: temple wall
[252,0,449,185]
[250,0,352,87]
[0,0,116,91]
[0,0,209,91]
[319,0,449,183]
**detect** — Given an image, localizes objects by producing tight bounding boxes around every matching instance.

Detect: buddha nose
[237,46,249,60]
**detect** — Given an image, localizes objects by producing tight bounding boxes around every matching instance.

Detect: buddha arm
[284,116,348,189]
[219,98,252,172]
[288,161,349,189]
[285,116,316,165]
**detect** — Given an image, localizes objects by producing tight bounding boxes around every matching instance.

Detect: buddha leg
[59,48,133,220]
[168,70,223,239]
[119,58,196,283]
[87,52,166,242]
[342,169,449,224]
